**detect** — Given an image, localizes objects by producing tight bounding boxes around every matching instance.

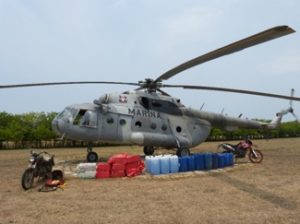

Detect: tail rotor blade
[291,112,300,124]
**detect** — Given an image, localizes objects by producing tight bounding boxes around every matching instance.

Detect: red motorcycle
[218,140,263,163]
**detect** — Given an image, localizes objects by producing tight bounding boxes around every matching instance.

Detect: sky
[0,0,300,122]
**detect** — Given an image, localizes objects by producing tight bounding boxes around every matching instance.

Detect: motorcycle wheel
[21,168,34,190]
[248,149,263,163]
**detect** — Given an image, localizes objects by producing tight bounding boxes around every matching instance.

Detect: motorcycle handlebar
[30,150,54,157]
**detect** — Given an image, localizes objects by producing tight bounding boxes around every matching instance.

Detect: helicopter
[1,25,300,162]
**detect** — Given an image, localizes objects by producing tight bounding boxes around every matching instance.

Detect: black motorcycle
[21,151,55,190]
[218,140,263,163]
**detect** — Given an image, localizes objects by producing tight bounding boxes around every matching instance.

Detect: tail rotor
[288,89,300,124]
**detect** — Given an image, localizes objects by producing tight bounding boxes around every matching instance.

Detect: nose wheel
[87,144,98,162]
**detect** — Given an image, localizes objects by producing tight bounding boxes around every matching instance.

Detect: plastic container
[78,171,96,179]
[150,156,161,175]
[194,154,205,170]
[228,153,234,166]
[170,155,179,173]
[204,153,213,170]
[160,155,170,174]
[223,153,234,167]
[217,154,225,168]
[77,163,97,172]
[145,156,152,173]
[179,156,189,172]
[212,153,219,169]
[188,155,196,171]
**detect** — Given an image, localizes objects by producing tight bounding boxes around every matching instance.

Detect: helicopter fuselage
[52,91,212,148]
[52,90,273,149]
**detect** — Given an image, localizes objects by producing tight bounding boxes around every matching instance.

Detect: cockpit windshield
[57,107,77,120]
[73,109,97,127]
[57,107,98,127]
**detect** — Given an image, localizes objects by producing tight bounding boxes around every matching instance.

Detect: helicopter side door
[100,113,119,142]
[117,114,132,143]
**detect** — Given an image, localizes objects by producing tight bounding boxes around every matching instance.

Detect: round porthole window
[107,118,114,124]
[135,121,142,128]
[150,123,156,130]
[120,119,126,126]
[176,126,182,133]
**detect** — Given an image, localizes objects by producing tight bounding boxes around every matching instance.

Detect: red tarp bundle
[96,162,111,179]
[96,153,144,178]
[126,155,144,177]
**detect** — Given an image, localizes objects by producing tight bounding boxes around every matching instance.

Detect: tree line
[0,111,299,149]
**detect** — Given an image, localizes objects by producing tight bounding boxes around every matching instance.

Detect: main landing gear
[143,146,191,157]
[86,144,98,162]
[143,146,155,156]
[176,147,190,157]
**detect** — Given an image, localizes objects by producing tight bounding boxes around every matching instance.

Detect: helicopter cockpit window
[57,107,78,122]
[73,109,97,127]
[151,99,182,115]
[151,100,162,108]
[139,97,149,109]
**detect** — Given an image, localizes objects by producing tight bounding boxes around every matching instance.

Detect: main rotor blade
[162,84,300,101]
[155,26,295,82]
[0,81,139,89]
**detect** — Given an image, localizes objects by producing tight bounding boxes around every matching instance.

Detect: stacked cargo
[146,153,234,175]
[108,154,127,177]
[146,155,179,175]
[126,155,144,177]
[96,153,145,178]
[96,163,111,179]
[77,163,97,178]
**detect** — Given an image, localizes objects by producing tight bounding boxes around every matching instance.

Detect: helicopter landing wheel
[87,151,98,163]
[176,147,190,157]
[143,146,155,156]
[86,143,98,162]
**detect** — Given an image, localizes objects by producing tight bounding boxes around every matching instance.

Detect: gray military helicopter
[2,25,300,162]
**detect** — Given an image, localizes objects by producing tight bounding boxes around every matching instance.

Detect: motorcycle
[218,140,263,163]
[21,151,55,190]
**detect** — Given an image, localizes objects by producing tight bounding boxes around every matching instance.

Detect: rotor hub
[138,78,162,92]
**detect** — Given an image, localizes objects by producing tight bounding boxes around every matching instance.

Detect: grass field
[0,138,300,224]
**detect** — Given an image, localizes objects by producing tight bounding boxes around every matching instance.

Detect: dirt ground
[0,138,300,224]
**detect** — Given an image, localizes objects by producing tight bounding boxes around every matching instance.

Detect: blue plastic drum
[217,154,225,168]
[179,156,189,172]
[170,155,179,173]
[212,153,219,169]
[150,156,160,175]
[204,153,213,170]
[188,155,196,171]
[194,154,205,170]
[160,156,170,174]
